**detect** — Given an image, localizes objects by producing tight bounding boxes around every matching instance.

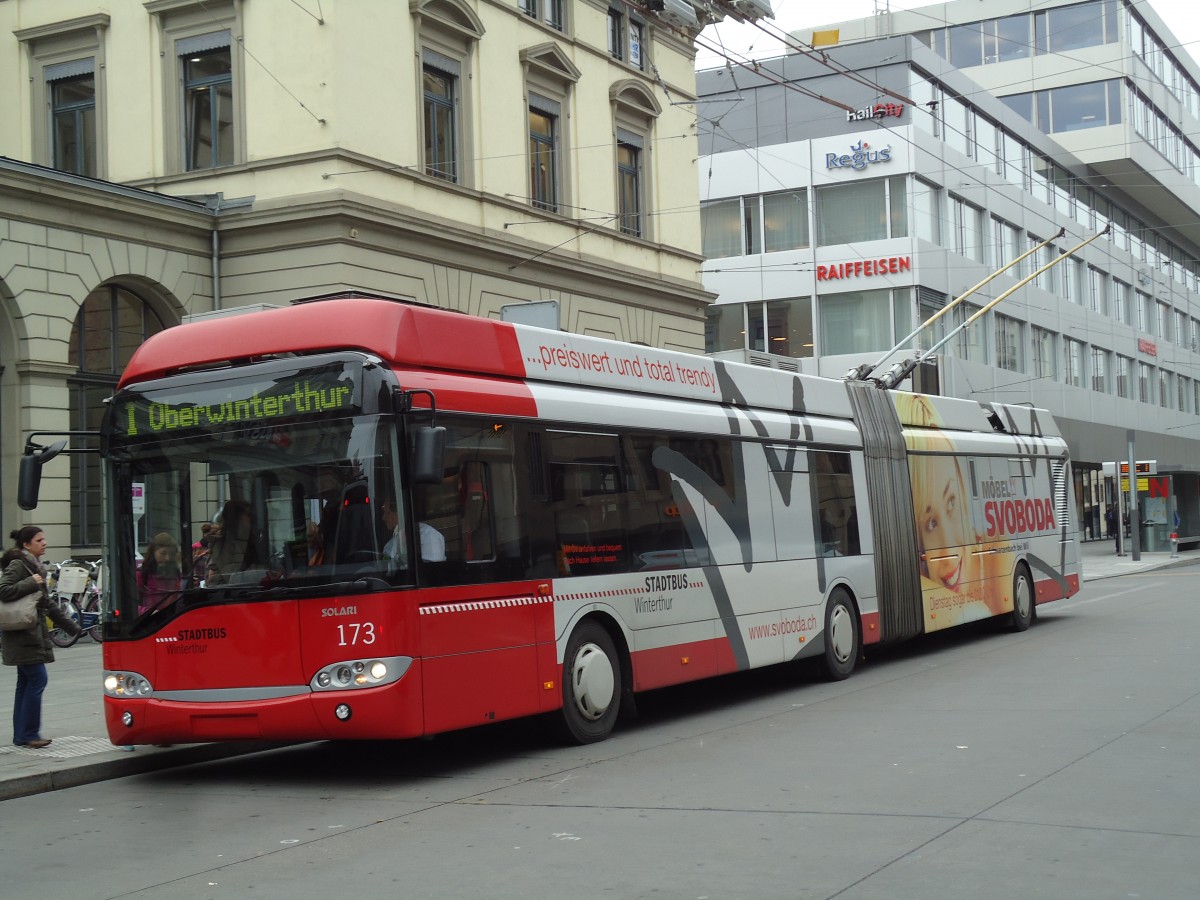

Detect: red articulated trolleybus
[82,297,1078,745]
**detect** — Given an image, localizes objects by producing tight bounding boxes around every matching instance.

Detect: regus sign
[826,140,892,171]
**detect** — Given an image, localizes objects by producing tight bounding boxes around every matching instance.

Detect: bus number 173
[337,623,376,646]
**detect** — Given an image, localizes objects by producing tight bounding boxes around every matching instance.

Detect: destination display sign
[115,364,361,439]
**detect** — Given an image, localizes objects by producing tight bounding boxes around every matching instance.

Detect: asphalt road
[2,566,1197,900]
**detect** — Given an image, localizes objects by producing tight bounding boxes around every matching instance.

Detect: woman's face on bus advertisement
[916,459,969,589]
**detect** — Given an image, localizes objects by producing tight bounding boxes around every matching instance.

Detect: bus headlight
[309,656,411,692]
[104,671,155,698]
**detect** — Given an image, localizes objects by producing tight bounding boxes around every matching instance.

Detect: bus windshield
[103,410,416,639]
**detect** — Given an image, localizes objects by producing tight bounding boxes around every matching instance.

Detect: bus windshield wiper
[243,577,389,600]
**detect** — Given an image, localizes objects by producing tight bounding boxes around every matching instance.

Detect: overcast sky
[696,0,1200,71]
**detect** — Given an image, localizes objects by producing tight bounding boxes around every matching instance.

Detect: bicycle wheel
[85,593,104,643]
[50,599,82,648]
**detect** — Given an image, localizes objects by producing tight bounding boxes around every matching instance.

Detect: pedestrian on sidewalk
[1106,506,1116,543]
[0,525,80,749]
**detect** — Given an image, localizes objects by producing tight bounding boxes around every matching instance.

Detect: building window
[1138,362,1154,403]
[1116,354,1132,398]
[521,44,579,215]
[1031,326,1055,379]
[1137,291,1153,333]
[955,302,988,364]
[705,298,814,358]
[942,95,971,156]
[819,289,910,357]
[951,195,984,261]
[816,177,907,245]
[529,104,558,212]
[180,35,234,170]
[48,63,97,176]
[415,3,483,188]
[915,288,948,354]
[16,15,109,177]
[520,0,563,31]
[616,136,642,236]
[1179,375,1190,413]
[607,3,645,69]
[611,82,659,240]
[1158,302,1173,342]
[423,60,458,181]
[1000,80,1122,134]
[69,285,167,548]
[942,13,1033,66]
[700,199,743,258]
[762,190,809,252]
[995,314,1023,372]
[701,190,809,258]
[1090,347,1110,393]
[1034,0,1118,54]
[1064,338,1084,388]
[914,179,943,245]
[1159,369,1172,408]
[1088,267,1109,315]
[608,6,624,59]
[1114,280,1132,325]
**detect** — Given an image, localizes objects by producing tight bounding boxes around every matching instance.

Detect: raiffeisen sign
[826,140,892,171]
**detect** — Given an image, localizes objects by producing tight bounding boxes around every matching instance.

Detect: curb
[1081,555,1197,582]
[0,740,292,802]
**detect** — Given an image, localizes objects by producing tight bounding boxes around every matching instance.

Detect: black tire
[819,587,860,681]
[49,599,81,649]
[559,620,622,744]
[1009,564,1034,632]
[85,594,104,643]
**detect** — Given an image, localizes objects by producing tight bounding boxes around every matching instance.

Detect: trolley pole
[1127,431,1141,562]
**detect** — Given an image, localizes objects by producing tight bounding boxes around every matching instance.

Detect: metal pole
[1170,475,1179,559]
[1114,462,1124,556]
[1127,431,1140,561]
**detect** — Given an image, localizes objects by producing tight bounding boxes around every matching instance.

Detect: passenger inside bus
[137,532,183,613]
[307,466,344,566]
[205,499,267,585]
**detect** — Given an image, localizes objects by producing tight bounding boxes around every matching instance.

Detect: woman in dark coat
[0,525,80,749]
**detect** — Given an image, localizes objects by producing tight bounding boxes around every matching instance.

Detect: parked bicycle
[47,559,104,648]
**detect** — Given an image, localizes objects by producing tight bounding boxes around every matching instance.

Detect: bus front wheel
[559,620,622,744]
[1009,564,1034,632]
[819,587,859,681]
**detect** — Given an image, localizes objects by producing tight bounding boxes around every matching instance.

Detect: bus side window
[624,434,693,570]
[812,450,860,557]
[459,460,493,562]
[412,418,521,585]
[544,430,629,576]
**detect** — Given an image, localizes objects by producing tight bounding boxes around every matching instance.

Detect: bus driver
[381,500,446,566]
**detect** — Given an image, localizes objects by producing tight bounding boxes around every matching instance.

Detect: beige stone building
[0,0,770,557]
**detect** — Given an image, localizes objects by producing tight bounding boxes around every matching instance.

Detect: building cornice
[13,14,110,43]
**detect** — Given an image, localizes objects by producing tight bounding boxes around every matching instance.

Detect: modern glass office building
[696,0,1200,546]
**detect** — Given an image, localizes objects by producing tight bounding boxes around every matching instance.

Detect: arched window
[69,285,166,547]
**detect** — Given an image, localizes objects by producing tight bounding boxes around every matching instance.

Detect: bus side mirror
[18,440,67,510]
[411,426,446,485]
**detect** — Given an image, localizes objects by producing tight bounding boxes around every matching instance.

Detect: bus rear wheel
[559,620,622,744]
[1009,564,1034,632]
[819,587,859,681]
